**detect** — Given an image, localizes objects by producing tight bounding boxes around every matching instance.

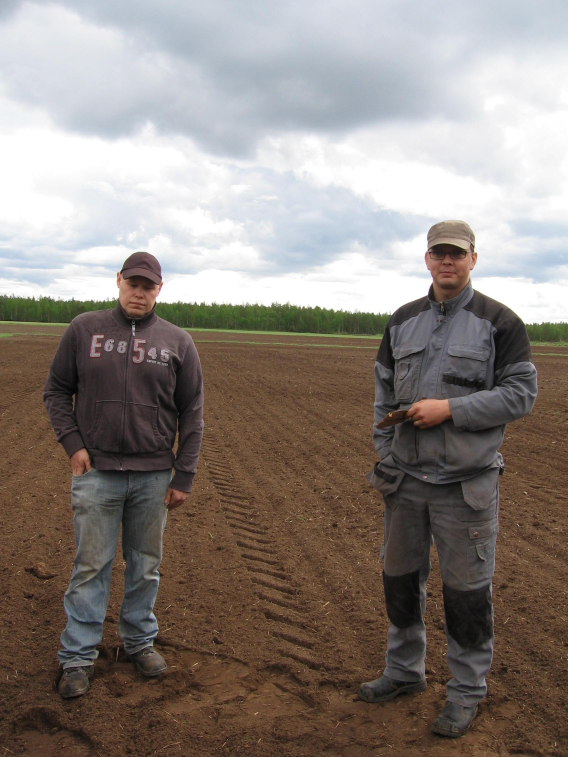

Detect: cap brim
[121,267,162,284]
[427,236,472,251]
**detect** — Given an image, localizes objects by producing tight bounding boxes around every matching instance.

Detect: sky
[0,0,567,324]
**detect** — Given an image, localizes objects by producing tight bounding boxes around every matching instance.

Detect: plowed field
[1,327,567,757]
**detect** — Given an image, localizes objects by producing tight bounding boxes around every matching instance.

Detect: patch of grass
[186,327,382,339]
[0,320,69,326]
[193,338,378,349]
[532,352,568,357]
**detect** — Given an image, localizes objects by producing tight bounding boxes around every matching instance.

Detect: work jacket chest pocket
[441,344,491,399]
[392,345,424,404]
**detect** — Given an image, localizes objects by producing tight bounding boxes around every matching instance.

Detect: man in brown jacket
[44,252,204,698]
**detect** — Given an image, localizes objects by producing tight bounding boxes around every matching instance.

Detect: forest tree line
[1,294,567,341]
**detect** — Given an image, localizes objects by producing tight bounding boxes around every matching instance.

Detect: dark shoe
[358,674,427,703]
[58,665,94,699]
[129,646,167,677]
[431,701,478,738]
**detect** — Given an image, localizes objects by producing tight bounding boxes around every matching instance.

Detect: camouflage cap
[427,220,475,252]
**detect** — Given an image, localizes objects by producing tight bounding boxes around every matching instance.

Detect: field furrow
[0,335,566,757]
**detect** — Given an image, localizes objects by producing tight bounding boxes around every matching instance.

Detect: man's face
[117,273,162,317]
[425,243,477,300]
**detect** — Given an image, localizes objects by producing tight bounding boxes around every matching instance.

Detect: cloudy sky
[1,0,567,323]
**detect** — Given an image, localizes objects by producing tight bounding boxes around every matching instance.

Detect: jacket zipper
[119,319,136,470]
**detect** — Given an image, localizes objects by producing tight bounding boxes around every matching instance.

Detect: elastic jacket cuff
[448,398,468,429]
[61,431,87,458]
[170,470,195,493]
[375,445,392,462]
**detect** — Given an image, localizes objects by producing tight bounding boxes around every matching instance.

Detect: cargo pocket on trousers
[466,521,497,584]
[460,467,500,512]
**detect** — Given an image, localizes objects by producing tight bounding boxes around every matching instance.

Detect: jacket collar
[428,279,474,316]
[113,303,158,330]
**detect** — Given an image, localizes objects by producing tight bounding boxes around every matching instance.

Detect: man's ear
[117,272,122,288]
[424,251,432,273]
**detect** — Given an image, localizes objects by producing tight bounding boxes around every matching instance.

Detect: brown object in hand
[375,409,408,429]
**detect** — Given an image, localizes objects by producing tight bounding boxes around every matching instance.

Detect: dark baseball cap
[120,252,162,284]
[427,220,475,252]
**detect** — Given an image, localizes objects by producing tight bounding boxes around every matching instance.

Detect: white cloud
[0,0,567,323]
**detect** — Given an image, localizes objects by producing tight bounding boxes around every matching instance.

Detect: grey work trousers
[381,472,499,707]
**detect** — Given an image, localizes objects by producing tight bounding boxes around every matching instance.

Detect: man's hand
[70,448,92,476]
[165,487,188,510]
[407,399,452,429]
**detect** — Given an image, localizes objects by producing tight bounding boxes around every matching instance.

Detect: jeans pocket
[72,467,95,479]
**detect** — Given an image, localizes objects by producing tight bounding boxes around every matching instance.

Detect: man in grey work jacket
[358,221,537,737]
[44,252,204,699]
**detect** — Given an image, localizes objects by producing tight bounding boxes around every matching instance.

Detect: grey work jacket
[372,281,537,488]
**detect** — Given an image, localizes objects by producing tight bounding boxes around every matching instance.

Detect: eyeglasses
[428,248,470,260]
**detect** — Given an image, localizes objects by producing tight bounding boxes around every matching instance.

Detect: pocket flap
[447,344,491,361]
[392,345,424,360]
[475,543,487,560]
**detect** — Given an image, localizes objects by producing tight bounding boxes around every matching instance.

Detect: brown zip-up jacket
[43,304,203,492]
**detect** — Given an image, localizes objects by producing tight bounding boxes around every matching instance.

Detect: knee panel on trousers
[443,583,493,649]
[383,570,422,628]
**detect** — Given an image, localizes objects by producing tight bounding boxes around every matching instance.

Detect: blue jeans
[58,468,171,669]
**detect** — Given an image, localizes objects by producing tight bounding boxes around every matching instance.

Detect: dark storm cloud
[4,0,566,155]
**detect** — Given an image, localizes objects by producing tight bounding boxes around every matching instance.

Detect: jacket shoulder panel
[155,315,194,339]
[388,296,431,328]
[464,291,533,370]
[376,297,430,367]
[69,308,116,330]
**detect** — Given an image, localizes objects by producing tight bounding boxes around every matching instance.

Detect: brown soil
[0,334,567,757]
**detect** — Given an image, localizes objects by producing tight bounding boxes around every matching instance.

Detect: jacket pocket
[123,402,168,454]
[88,400,168,454]
[88,400,123,453]
[392,345,424,404]
[442,344,490,399]
[444,424,505,478]
[366,454,405,497]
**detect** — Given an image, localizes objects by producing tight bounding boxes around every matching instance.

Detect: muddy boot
[358,674,427,703]
[58,665,94,699]
[129,646,167,677]
[431,701,478,737]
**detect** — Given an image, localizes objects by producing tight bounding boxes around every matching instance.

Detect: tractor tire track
[200,429,324,676]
